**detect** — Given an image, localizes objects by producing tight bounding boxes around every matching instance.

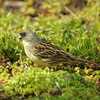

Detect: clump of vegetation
[1,66,99,99]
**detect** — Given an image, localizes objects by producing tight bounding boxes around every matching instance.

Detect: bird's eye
[19,32,26,37]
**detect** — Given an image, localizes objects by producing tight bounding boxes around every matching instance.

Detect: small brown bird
[19,31,100,70]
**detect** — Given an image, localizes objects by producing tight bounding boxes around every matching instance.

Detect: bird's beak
[19,32,26,40]
[19,37,22,40]
[19,33,22,40]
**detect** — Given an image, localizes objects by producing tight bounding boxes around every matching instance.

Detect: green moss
[3,67,99,99]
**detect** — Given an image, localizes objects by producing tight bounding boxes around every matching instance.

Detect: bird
[19,31,100,70]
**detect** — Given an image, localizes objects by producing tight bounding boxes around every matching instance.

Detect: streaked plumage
[19,31,100,70]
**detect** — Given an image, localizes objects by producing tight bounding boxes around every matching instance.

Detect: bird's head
[19,31,39,43]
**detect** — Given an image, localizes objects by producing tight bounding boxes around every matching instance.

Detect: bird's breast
[23,41,38,61]
[25,48,38,61]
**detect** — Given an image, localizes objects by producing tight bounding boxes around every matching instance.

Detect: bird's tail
[72,57,100,70]
[85,60,100,70]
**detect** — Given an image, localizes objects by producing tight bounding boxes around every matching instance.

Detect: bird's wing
[33,41,79,64]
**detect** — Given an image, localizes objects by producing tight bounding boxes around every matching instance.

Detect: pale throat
[22,40,38,61]
[22,40,33,48]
